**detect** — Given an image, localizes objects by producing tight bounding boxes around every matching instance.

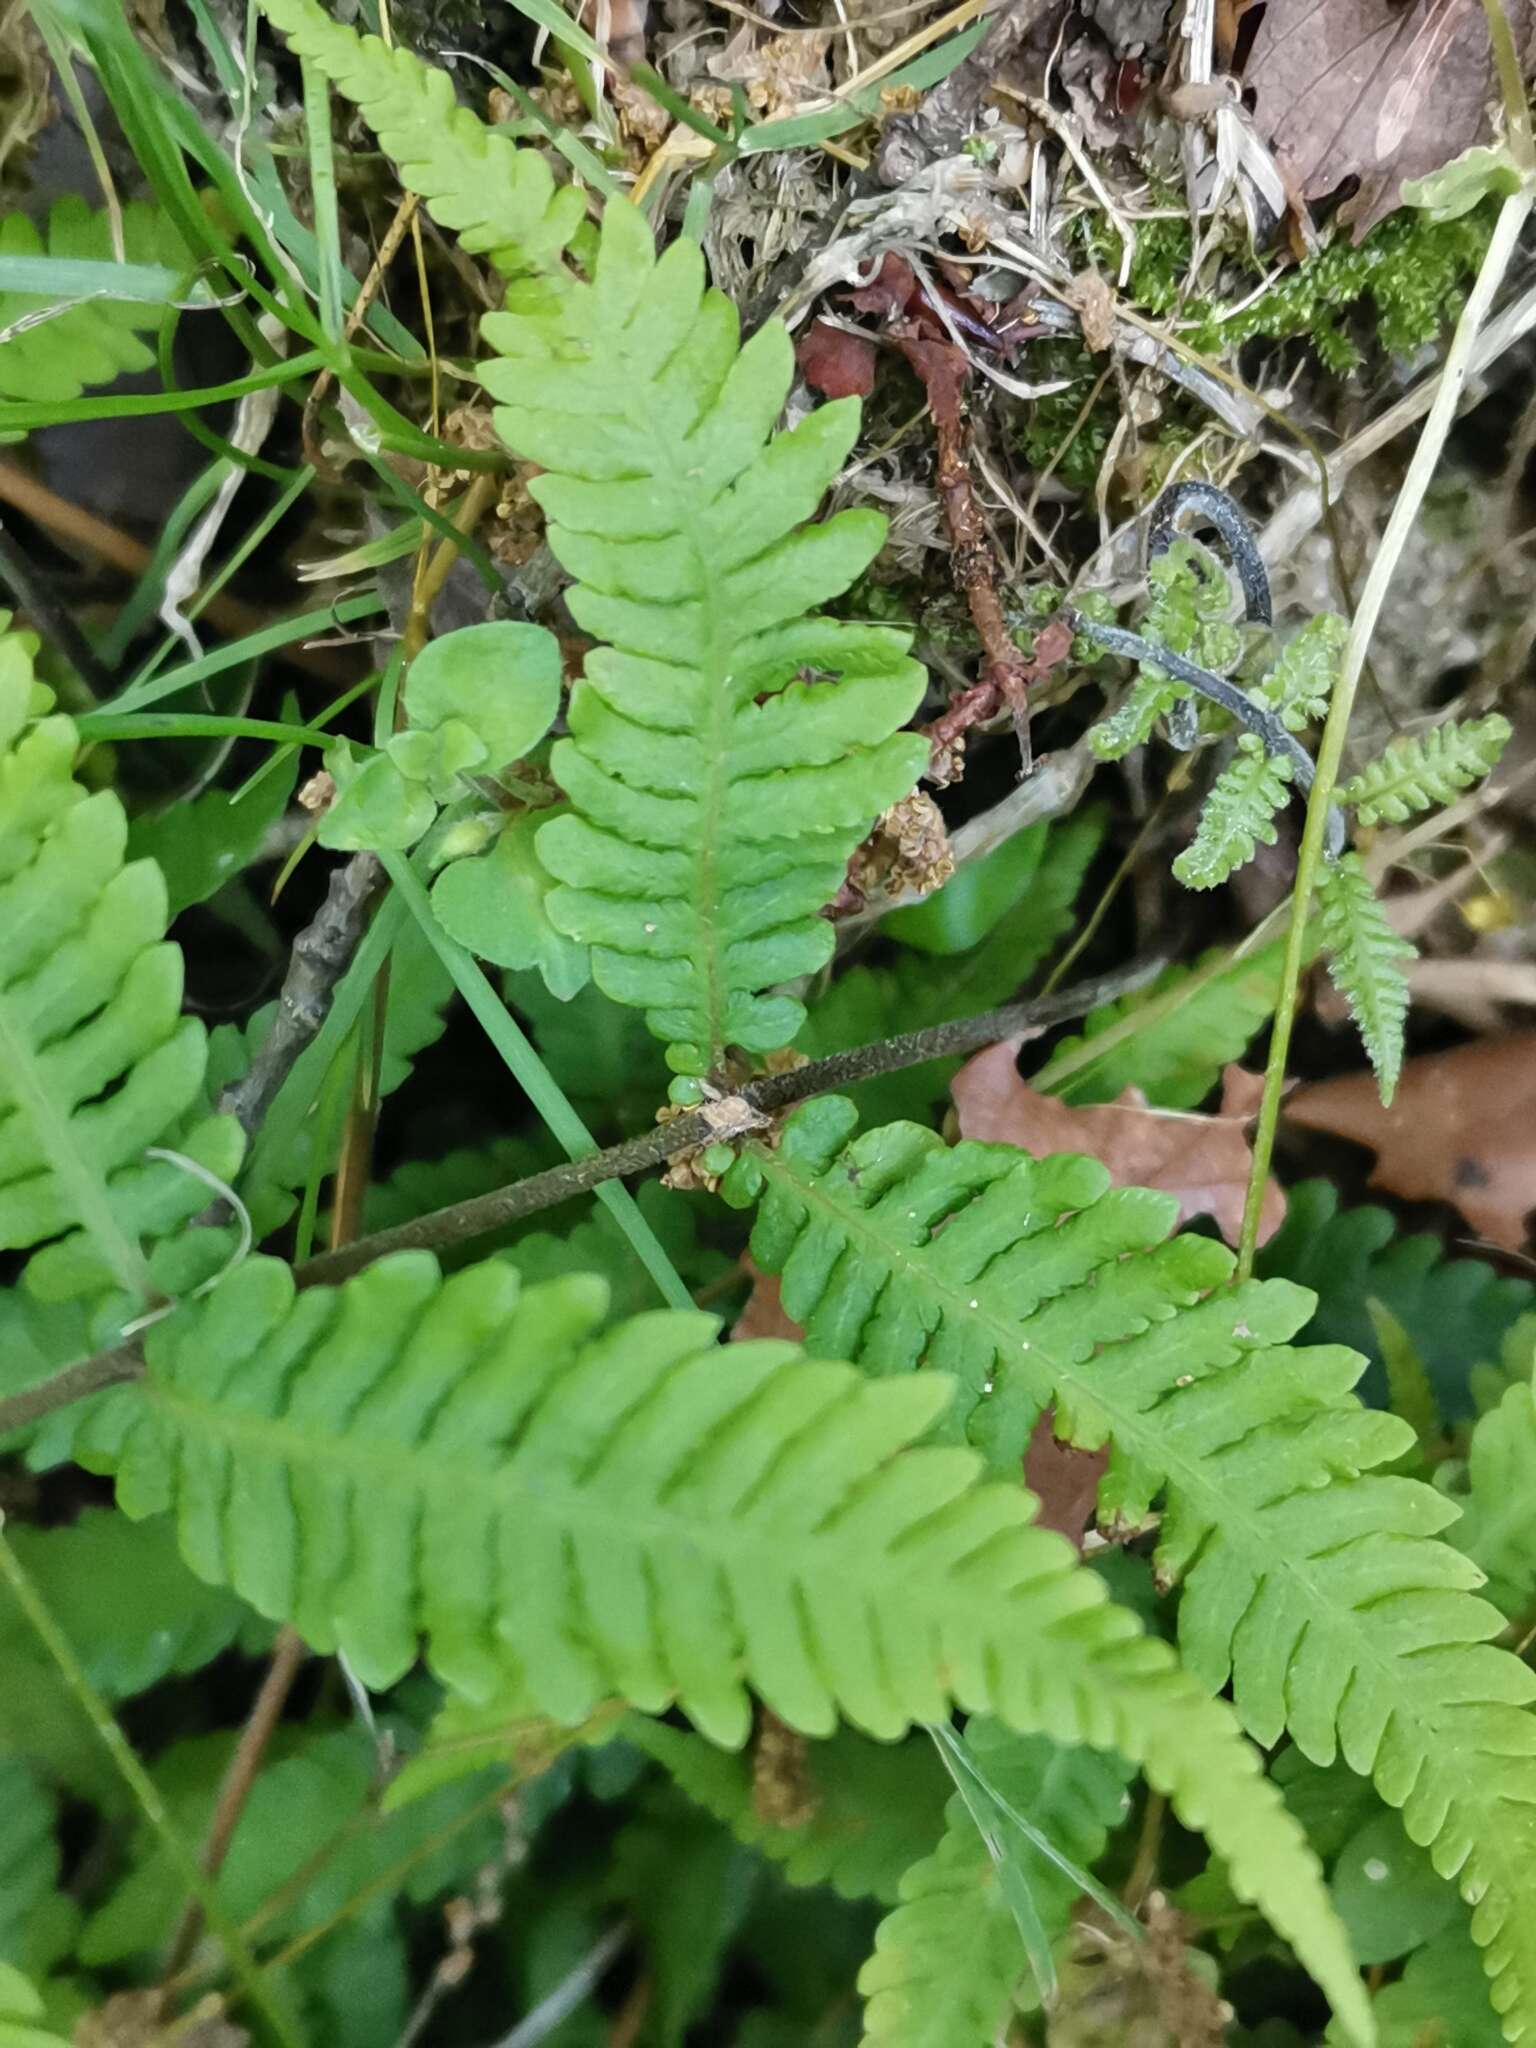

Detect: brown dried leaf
[1286,1034,1536,1249]
[1246,0,1534,238]
[796,319,877,399]
[951,1045,1284,1247]
[731,1262,805,1343]
[1023,1413,1109,1549]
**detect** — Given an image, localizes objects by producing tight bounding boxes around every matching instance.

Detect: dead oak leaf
[1245,0,1535,239]
[951,1042,1284,1247]
[1286,1033,1536,1249]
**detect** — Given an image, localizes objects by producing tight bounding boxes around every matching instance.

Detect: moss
[1079,199,1495,372]
[1013,341,1117,490]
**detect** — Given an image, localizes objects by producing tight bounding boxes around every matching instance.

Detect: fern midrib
[0,984,152,1302]
[144,1375,1049,1654]
[752,1143,1529,1879]
[641,386,730,1065]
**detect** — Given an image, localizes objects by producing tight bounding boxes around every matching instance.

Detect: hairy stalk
[0,1523,303,2048]
[1236,176,1535,1273]
[0,965,1153,1435]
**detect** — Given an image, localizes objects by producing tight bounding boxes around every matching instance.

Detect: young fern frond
[482,201,929,1070]
[1317,852,1415,1103]
[258,0,586,277]
[1447,1371,1536,1620]
[1340,714,1512,825]
[725,1098,1536,2042]
[1259,612,1346,731]
[1089,540,1239,762]
[92,1250,1365,2037]
[1172,736,1292,890]
[0,198,190,404]
[859,1728,1132,2047]
[0,620,242,1309]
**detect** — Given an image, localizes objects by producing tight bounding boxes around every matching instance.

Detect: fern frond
[1172,735,1292,890]
[1317,853,1414,1103]
[725,1097,1536,2042]
[859,1727,1132,2046]
[0,198,190,404]
[1259,612,1346,730]
[476,201,930,1068]
[258,0,585,276]
[1089,539,1240,762]
[98,1251,1365,2036]
[0,1760,74,1977]
[626,1718,949,1903]
[0,618,242,1306]
[0,1961,70,2048]
[1038,940,1288,1108]
[1341,715,1512,825]
[1446,1374,1536,1620]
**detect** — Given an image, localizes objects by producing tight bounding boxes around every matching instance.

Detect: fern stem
[0,1522,306,2048]
[1236,182,1534,1276]
[376,847,696,1312]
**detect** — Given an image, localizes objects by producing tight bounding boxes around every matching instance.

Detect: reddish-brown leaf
[1023,1414,1109,1549]
[796,319,877,399]
[1245,0,1535,239]
[951,1043,1284,1247]
[1286,1034,1536,1249]
[731,1262,806,1343]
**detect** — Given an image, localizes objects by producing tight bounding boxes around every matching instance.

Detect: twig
[161,1625,310,1983]
[296,962,1159,1284]
[487,1925,629,2048]
[218,853,385,1138]
[0,965,1157,1437]
[1236,159,1536,1272]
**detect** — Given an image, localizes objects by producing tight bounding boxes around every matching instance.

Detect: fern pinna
[89,1248,1365,2036]
[726,1098,1536,2037]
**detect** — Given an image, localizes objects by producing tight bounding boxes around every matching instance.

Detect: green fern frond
[1034,940,1289,1109]
[1090,539,1240,762]
[474,200,927,1069]
[1341,714,1512,825]
[626,1718,949,1904]
[0,1760,74,1977]
[97,1250,1364,2037]
[0,198,190,404]
[1259,612,1346,731]
[859,1728,1132,2046]
[0,618,242,1308]
[258,0,585,277]
[0,1961,70,2048]
[1445,1373,1536,1619]
[1172,735,1292,889]
[1317,852,1414,1102]
[724,1097,1536,2041]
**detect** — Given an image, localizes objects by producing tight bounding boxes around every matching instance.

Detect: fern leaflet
[0,618,242,1309]
[92,1250,1365,2036]
[1317,852,1414,1103]
[1341,715,1512,825]
[480,200,928,1069]
[258,0,585,277]
[1089,539,1240,761]
[1259,611,1346,730]
[1173,735,1292,890]
[859,1726,1132,2047]
[1446,1368,1536,1620]
[0,197,190,404]
[725,1097,1536,2042]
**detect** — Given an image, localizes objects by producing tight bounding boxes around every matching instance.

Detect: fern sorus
[480,200,928,1070]
[725,1097,1536,2037]
[0,618,241,1313]
[0,197,190,405]
[95,1249,1365,2035]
